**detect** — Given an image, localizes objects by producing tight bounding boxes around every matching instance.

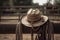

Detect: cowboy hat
[21,8,48,27]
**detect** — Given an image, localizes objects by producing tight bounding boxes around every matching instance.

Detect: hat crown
[27,9,42,23]
[27,9,40,15]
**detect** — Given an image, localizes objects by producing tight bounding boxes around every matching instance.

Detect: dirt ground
[0,34,60,40]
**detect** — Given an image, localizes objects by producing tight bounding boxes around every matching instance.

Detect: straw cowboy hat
[21,8,48,27]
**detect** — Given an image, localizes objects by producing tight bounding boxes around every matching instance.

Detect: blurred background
[0,0,60,40]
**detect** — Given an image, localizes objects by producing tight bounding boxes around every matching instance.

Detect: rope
[16,15,24,40]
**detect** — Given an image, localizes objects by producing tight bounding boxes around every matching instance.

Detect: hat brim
[21,15,48,27]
